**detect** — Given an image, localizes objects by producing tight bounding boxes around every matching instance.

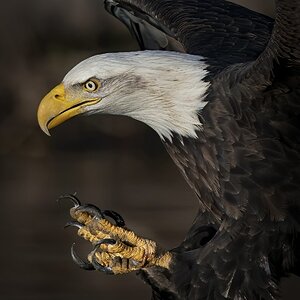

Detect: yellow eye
[84,80,99,92]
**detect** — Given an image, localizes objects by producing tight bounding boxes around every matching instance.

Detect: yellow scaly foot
[61,194,172,275]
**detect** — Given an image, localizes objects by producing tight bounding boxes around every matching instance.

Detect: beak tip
[40,126,51,136]
[45,130,51,137]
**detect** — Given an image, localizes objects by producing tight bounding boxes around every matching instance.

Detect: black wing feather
[105,0,274,72]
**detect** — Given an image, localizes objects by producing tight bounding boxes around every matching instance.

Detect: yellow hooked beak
[37,83,100,136]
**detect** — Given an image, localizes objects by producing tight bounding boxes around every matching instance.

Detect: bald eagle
[37,0,300,299]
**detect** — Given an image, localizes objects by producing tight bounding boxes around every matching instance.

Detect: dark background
[0,1,299,299]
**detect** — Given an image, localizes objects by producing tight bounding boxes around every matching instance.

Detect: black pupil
[88,82,94,89]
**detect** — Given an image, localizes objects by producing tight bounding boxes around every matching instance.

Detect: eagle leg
[66,201,172,275]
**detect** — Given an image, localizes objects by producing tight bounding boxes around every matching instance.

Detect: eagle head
[37,51,209,140]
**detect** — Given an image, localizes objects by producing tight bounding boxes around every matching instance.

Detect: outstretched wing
[105,0,274,72]
[104,1,300,299]
[165,2,300,298]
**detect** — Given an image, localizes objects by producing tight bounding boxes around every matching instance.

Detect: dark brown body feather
[105,0,300,299]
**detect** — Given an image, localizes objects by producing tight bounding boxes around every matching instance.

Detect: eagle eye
[83,79,99,92]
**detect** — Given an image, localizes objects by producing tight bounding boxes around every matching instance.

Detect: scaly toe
[74,204,105,219]
[90,248,114,274]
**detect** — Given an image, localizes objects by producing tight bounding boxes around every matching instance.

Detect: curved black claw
[58,194,81,207]
[70,243,95,271]
[64,221,84,229]
[103,210,125,227]
[75,204,104,219]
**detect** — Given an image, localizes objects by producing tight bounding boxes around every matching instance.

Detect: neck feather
[114,52,210,141]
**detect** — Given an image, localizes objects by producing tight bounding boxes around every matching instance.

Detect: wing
[103,1,299,298]
[105,0,274,73]
[163,1,300,298]
[103,1,300,298]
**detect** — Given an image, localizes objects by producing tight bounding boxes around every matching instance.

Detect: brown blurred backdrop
[0,1,299,299]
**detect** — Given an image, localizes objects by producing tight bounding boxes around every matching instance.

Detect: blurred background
[0,0,299,299]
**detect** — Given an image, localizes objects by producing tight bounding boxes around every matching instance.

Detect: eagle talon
[64,220,84,229]
[58,194,81,207]
[70,243,95,271]
[103,210,125,227]
[65,201,172,274]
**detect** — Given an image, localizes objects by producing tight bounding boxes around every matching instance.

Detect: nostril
[54,94,63,100]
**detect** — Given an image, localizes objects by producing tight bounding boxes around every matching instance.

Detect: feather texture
[103,1,300,299]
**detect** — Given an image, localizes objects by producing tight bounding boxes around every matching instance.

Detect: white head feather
[63,51,210,141]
